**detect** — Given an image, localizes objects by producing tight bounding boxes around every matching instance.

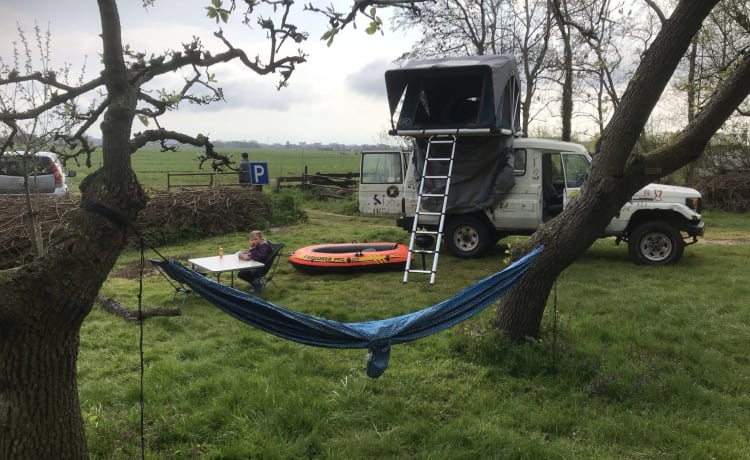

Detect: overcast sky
[0,0,418,144]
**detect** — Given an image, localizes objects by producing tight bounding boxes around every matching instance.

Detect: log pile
[0,187,271,269]
[0,195,76,269]
[692,171,750,212]
[132,188,270,246]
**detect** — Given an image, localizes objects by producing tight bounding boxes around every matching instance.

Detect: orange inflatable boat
[289,242,411,273]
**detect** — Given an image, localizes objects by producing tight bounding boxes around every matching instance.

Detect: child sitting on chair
[238,230,272,293]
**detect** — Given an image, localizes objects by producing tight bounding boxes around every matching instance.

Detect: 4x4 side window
[561,153,590,188]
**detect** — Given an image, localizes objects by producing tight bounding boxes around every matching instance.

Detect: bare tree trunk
[20,171,45,257]
[685,41,699,182]
[24,205,45,257]
[494,264,556,339]
[560,45,573,141]
[550,0,573,141]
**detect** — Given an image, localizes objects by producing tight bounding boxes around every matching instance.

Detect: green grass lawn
[80,207,750,459]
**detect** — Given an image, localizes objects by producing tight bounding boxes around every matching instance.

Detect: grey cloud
[345,58,393,99]
[177,75,311,113]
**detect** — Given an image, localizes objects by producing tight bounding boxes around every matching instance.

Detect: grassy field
[67,147,362,191]
[80,202,750,459]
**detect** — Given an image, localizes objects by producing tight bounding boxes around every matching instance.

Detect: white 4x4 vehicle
[0,151,74,196]
[393,137,704,265]
[364,54,703,265]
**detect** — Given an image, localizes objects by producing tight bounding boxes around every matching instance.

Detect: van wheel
[445,215,491,258]
[628,221,685,265]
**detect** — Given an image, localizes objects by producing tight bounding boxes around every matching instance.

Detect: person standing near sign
[238,152,251,186]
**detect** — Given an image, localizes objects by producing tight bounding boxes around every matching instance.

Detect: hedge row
[0,187,273,269]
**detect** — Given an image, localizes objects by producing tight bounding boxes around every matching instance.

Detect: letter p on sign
[249,162,269,185]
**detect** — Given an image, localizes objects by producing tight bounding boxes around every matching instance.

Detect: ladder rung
[414,230,440,235]
[411,249,436,254]
[429,139,457,144]
[426,157,452,161]
[421,193,447,197]
[416,211,442,216]
[408,269,434,274]
[423,175,450,179]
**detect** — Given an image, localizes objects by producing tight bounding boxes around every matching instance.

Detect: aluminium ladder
[403,135,457,284]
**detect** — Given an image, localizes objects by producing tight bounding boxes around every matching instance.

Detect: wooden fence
[274,166,359,199]
[166,172,261,191]
[166,168,358,198]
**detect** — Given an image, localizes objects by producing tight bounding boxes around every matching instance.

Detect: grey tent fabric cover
[385,55,521,134]
[385,55,520,213]
[412,136,516,214]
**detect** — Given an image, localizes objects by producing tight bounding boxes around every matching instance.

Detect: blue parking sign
[249,162,269,185]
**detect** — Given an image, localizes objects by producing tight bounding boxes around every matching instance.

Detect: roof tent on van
[385,54,521,137]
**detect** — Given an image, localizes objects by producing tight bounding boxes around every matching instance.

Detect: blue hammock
[151,246,542,377]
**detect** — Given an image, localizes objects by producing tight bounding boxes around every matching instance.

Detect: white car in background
[0,151,75,196]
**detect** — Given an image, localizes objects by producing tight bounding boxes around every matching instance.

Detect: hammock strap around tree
[151,246,543,377]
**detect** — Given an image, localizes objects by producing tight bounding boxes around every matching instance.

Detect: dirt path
[699,236,750,245]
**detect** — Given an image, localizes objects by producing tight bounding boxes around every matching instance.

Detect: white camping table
[188,254,264,287]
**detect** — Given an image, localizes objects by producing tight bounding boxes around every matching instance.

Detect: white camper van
[360,139,704,265]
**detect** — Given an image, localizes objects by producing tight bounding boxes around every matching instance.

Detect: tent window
[500,77,518,131]
[398,73,489,129]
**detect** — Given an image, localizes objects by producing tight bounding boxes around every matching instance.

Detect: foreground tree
[0,0,418,457]
[495,0,750,340]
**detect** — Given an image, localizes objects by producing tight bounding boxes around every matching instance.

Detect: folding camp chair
[257,241,285,291]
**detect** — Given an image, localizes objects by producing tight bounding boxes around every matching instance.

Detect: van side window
[513,149,527,175]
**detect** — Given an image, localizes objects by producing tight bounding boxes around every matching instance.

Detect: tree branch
[642,49,750,177]
[129,128,233,171]
[0,76,104,122]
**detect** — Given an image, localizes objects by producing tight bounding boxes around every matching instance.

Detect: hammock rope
[151,246,543,377]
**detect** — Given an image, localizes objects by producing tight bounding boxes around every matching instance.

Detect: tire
[444,215,492,258]
[628,221,685,265]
